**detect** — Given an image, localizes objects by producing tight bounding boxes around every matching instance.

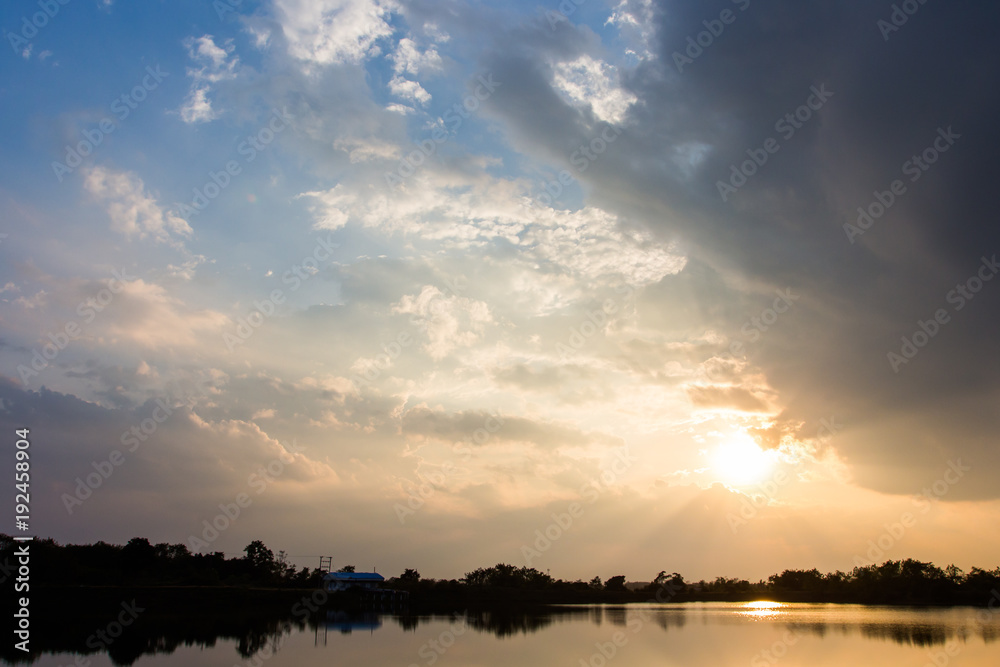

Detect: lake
[11,602,1000,666]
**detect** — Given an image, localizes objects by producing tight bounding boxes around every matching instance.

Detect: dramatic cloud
[1,0,998,582]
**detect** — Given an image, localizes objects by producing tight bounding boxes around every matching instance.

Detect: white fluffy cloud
[606,0,658,61]
[392,286,493,360]
[179,35,240,124]
[297,170,686,294]
[388,75,432,106]
[83,166,192,243]
[186,35,240,83]
[552,55,637,125]
[297,184,356,230]
[273,0,398,68]
[180,87,216,124]
[391,37,442,76]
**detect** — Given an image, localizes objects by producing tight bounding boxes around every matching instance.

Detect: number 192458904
[15,429,30,532]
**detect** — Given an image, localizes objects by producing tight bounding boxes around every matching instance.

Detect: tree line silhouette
[4,534,999,606]
[0,534,325,588]
[393,560,1000,606]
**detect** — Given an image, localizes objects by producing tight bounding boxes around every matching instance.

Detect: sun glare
[711,434,775,486]
[740,601,786,618]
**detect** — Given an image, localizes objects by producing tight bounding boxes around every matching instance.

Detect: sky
[1,0,999,583]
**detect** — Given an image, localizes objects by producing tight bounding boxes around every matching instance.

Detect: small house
[323,571,386,592]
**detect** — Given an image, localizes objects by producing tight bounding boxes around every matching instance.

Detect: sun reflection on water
[739,601,786,619]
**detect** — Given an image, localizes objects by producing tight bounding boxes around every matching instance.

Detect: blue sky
[2,0,999,581]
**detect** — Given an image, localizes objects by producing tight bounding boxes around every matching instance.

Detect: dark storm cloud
[479,0,1000,498]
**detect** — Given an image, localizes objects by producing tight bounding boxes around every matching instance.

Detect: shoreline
[21,584,999,610]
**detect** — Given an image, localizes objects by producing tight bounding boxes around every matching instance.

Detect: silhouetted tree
[647,571,686,594]
[462,564,554,588]
[768,568,824,593]
[605,575,626,591]
[122,537,156,574]
[244,540,276,578]
[275,550,297,579]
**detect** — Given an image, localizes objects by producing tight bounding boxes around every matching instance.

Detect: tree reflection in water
[5,602,998,665]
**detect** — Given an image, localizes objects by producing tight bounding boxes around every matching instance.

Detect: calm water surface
[16,602,1000,666]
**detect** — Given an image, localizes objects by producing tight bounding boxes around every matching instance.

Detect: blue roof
[323,572,384,581]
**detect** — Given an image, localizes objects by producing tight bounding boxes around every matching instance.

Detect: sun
[711,433,775,486]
